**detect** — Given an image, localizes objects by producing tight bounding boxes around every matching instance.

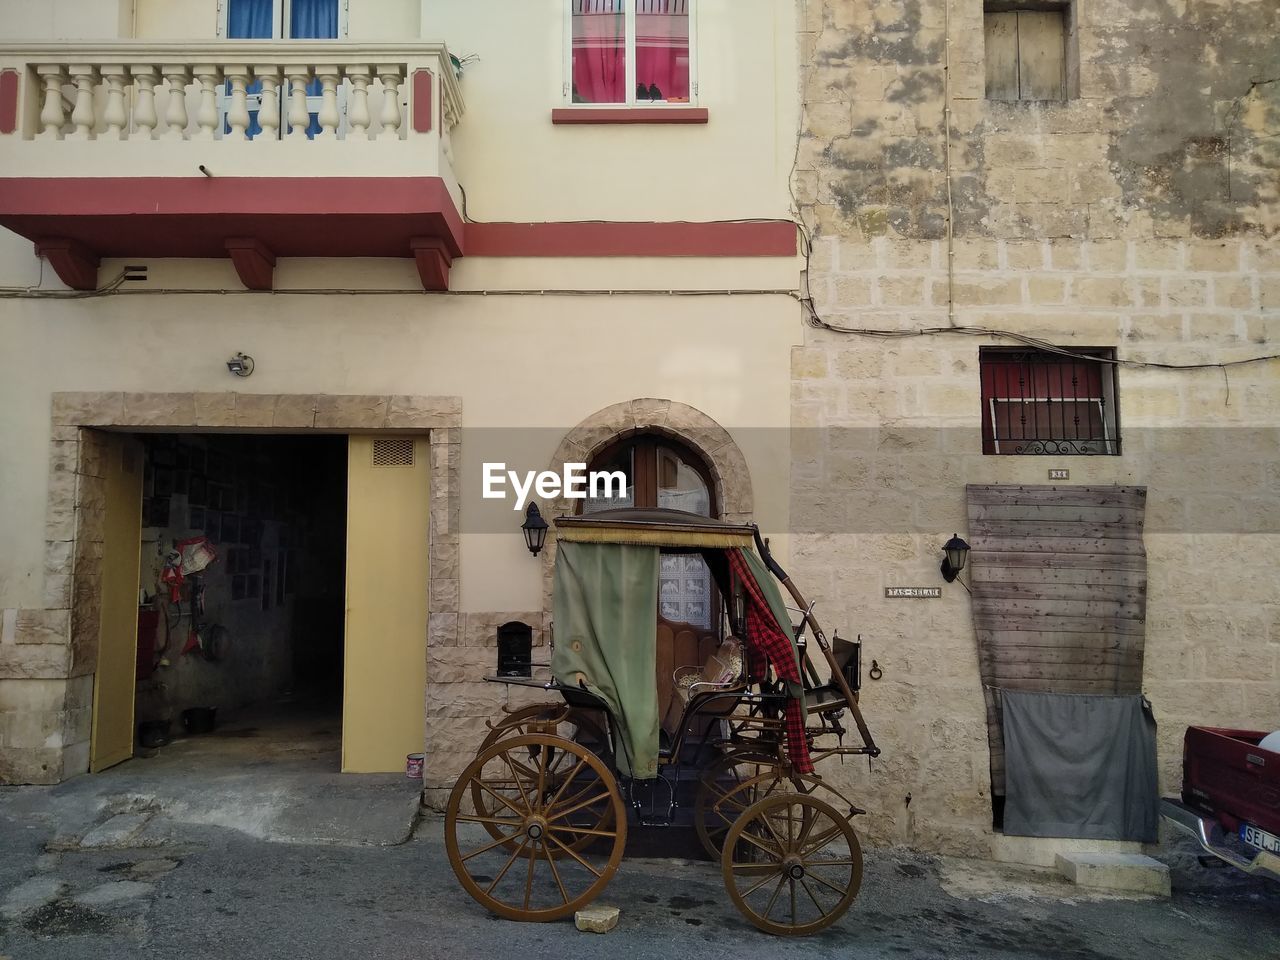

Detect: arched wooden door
[581,434,720,734]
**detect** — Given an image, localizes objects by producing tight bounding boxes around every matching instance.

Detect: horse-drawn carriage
[443,508,880,935]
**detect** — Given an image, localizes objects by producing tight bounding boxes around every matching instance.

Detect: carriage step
[638,818,673,828]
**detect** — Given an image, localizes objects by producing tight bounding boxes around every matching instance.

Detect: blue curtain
[291,0,338,136]
[227,0,273,38]
[290,0,339,38]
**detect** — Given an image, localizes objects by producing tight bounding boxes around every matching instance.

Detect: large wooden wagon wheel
[446,733,627,922]
[721,793,863,936]
[470,706,613,855]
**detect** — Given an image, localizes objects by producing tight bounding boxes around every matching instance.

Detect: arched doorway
[580,432,721,735]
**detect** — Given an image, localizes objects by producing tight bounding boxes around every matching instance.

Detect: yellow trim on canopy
[554,517,755,549]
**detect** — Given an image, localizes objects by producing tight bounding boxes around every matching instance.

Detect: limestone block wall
[793,0,1280,855]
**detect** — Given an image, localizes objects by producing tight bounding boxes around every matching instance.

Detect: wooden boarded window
[985,5,1070,101]
[966,484,1148,820]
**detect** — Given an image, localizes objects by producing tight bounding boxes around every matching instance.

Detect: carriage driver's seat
[804,633,859,715]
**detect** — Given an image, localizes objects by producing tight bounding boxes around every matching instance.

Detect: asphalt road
[1,801,1278,960]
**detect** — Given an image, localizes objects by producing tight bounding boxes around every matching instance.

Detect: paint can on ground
[405,753,424,779]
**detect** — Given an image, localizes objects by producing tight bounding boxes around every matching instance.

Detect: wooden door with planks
[966,484,1148,796]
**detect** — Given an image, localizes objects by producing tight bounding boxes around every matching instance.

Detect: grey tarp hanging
[551,541,660,778]
[1001,689,1159,842]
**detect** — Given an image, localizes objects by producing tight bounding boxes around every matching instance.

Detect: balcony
[0,42,465,290]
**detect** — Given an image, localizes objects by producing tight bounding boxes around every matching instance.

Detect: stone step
[1055,852,1171,896]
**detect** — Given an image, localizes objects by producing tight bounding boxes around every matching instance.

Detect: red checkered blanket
[728,549,814,775]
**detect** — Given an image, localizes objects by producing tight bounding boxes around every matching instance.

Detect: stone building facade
[790,0,1279,856]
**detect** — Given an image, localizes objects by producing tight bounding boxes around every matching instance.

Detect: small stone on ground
[575,904,620,933]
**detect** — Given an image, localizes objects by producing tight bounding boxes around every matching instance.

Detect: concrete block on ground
[1055,853,1171,896]
[575,905,620,933]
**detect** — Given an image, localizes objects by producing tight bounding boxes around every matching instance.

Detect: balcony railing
[0,42,467,290]
[0,41,463,179]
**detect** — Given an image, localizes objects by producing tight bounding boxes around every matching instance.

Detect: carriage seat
[804,633,859,715]
[673,638,745,705]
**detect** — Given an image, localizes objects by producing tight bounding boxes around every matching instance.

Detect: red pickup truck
[1162,726,1280,879]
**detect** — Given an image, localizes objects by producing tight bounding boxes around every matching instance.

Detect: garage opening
[132,434,348,769]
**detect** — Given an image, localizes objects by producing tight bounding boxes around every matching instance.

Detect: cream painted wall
[132,0,419,40]
[0,292,799,613]
[0,0,131,39]
[134,0,216,39]
[433,0,799,221]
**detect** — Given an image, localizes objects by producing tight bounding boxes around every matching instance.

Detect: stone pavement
[1,787,1278,960]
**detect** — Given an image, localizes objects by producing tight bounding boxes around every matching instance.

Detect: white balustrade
[161,65,191,140]
[254,65,281,140]
[67,64,97,140]
[36,64,65,140]
[12,46,460,151]
[100,64,127,138]
[315,66,340,139]
[192,65,221,140]
[347,64,371,139]
[129,65,159,140]
[285,67,311,141]
[376,64,403,142]
[225,64,251,140]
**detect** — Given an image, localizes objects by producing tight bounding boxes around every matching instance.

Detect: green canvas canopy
[550,510,801,778]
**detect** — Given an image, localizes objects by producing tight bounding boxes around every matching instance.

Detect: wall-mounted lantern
[940,533,971,583]
[521,502,549,557]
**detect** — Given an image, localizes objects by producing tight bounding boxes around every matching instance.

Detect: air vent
[372,437,415,467]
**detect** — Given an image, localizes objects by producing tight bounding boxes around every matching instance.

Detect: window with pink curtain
[635,0,689,102]
[570,1,691,105]
[572,1,626,104]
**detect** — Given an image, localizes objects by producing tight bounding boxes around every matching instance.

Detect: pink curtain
[572,3,626,104]
[636,3,689,101]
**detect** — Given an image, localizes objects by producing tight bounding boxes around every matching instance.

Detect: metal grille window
[980,348,1119,455]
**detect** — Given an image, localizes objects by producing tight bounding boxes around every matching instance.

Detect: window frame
[562,0,699,109]
[979,347,1121,456]
[982,1,1077,103]
[216,0,350,40]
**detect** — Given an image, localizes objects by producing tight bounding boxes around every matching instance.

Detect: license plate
[1240,823,1280,855]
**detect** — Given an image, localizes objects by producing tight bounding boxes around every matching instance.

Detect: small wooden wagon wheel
[470,706,613,854]
[693,750,785,859]
[446,733,627,922]
[721,793,863,936]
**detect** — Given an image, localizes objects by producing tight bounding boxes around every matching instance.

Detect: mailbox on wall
[497,621,533,678]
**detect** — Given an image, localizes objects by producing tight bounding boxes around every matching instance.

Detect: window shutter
[1016,11,1066,101]
[984,11,1020,100]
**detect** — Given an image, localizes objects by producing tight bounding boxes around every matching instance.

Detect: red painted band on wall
[464,221,796,258]
[413,70,433,134]
[551,107,709,125]
[0,70,19,135]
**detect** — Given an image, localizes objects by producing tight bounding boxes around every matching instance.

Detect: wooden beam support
[411,236,452,291]
[34,237,99,290]
[225,237,276,291]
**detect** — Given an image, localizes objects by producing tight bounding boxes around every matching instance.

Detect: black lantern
[521,502,548,557]
[940,533,970,583]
